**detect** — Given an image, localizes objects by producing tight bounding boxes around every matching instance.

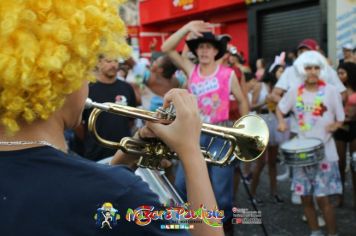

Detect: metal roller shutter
[259,4,321,62]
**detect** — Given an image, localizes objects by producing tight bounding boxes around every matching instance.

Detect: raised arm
[239,72,247,96]
[161,21,211,75]
[271,66,290,103]
[230,73,249,116]
[270,86,285,103]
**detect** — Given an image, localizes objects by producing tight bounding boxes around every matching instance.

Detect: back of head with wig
[0,0,131,134]
[293,51,328,79]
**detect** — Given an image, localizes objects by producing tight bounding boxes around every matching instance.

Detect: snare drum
[279,138,324,166]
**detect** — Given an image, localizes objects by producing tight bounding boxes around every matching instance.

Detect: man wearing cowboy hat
[162,20,249,233]
[161,20,248,127]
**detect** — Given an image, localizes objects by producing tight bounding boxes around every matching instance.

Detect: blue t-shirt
[149,96,164,112]
[0,146,190,236]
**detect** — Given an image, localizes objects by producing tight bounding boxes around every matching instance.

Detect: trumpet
[86,98,269,169]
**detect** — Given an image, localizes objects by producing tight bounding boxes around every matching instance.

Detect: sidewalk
[232,165,356,236]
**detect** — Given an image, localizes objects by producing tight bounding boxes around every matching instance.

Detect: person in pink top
[333,62,356,208]
[255,58,266,81]
[188,59,234,123]
[161,20,248,234]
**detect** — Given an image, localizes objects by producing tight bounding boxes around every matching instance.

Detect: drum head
[281,138,322,151]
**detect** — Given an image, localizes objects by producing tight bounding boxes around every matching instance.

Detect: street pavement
[232,164,356,236]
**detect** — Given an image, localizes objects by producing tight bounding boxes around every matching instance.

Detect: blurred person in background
[250,56,289,205]
[339,43,355,65]
[255,58,266,81]
[286,50,297,67]
[117,63,130,81]
[137,54,183,183]
[78,55,137,162]
[272,39,346,106]
[276,51,344,236]
[140,55,181,111]
[333,62,356,208]
[217,34,232,67]
[272,39,345,215]
[228,46,247,94]
[161,20,249,234]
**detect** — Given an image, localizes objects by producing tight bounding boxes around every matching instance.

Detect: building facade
[126,0,354,67]
[138,0,249,61]
[247,0,355,67]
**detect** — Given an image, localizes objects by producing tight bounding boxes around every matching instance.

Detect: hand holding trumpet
[88,89,268,167]
[111,89,202,168]
[147,89,202,159]
[110,89,224,236]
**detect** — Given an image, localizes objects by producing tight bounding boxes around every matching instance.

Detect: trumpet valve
[137,156,163,170]
[155,103,176,121]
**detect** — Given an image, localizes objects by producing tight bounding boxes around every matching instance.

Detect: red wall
[140,0,245,25]
[222,20,249,63]
[138,0,249,62]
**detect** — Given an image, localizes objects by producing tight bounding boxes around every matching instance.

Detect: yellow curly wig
[0,0,131,134]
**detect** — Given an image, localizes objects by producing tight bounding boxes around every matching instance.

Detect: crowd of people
[0,1,355,235]
[72,19,356,235]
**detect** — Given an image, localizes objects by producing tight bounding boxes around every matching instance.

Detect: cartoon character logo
[115,95,128,105]
[95,202,120,229]
[211,93,220,110]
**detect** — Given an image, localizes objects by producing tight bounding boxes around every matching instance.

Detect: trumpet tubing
[86,98,269,169]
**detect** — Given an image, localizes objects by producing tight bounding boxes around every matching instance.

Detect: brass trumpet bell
[86,99,269,169]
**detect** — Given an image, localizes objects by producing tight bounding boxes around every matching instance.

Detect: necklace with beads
[295,80,326,131]
[0,140,62,151]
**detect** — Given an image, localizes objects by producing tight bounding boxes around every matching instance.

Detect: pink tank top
[188,64,232,124]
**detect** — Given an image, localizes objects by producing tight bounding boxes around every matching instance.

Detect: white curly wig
[293,50,328,79]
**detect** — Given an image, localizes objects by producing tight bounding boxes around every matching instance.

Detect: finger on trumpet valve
[155,103,176,121]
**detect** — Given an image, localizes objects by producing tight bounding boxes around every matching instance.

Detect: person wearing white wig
[271,39,346,135]
[293,51,328,79]
[276,50,345,236]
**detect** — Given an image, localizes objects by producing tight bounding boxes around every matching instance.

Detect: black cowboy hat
[186,32,227,60]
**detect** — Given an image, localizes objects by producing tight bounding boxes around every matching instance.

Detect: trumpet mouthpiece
[85,98,94,109]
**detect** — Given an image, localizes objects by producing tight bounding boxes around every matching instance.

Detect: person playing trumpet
[0,1,223,236]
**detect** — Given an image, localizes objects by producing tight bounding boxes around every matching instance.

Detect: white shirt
[275,65,345,93]
[275,65,345,133]
[278,84,345,162]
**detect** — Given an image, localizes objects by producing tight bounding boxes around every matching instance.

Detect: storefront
[247,0,328,66]
[138,0,249,61]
